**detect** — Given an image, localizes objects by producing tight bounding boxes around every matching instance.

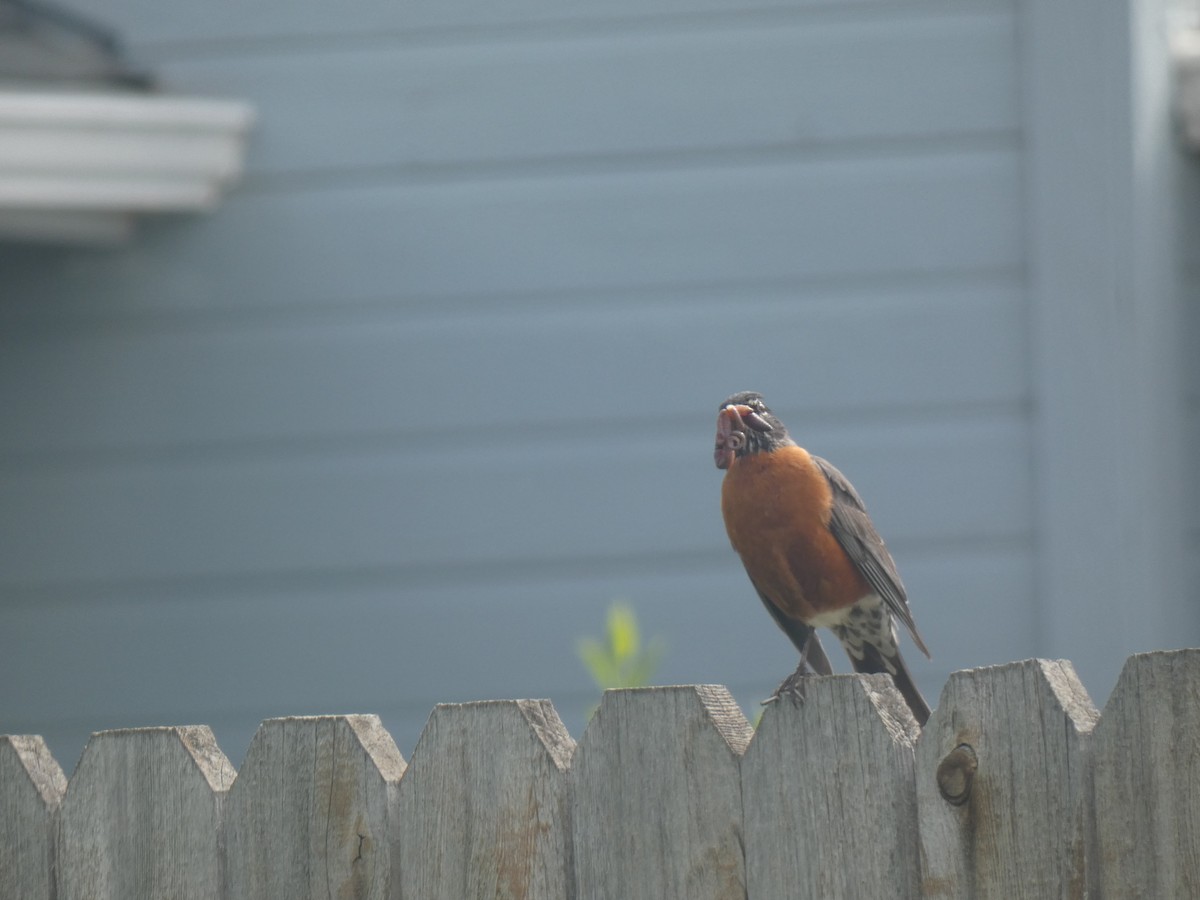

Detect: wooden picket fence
[2,649,1197,899]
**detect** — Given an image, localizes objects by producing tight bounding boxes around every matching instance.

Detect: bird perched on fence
[714,390,931,726]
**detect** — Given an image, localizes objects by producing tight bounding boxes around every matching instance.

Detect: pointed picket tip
[749,671,920,752]
[573,685,750,900]
[69,724,236,791]
[347,713,409,777]
[226,714,405,900]
[234,713,406,781]
[58,725,233,900]
[1100,647,1200,715]
[928,658,1099,736]
[742,674,921,900]
[585,684,754,757]
[0,735,67,900]
[397,699,574,900]
[1093,648,1200,896]
[0,734,66,810]
[420,698,575,771]
[923,658,1099,764]
[917,659,1098,900]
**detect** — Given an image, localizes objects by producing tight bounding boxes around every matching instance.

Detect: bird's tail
[852,644,931,727]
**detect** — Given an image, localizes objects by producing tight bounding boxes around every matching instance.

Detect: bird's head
[714,391,792,469]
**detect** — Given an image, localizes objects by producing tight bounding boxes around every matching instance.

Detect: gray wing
[812,454,931,658]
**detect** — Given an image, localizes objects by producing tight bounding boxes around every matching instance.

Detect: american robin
[715,390,931,726]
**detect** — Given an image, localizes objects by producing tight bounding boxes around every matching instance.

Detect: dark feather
[811,455,931,658]
[851,642,931,726]
[750,581,834,676]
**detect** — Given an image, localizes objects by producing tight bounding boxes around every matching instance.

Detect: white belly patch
[809,593,901,672]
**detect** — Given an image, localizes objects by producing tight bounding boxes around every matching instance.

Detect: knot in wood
[936,743,977,806]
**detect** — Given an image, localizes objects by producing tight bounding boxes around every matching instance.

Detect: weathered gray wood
[395,699,574,900]
[1092,649,1200,898]
[16,655,1200,893]
[56,726,235,900]
[916,659,1098,899]
[0,735,66,900]
[225,715,405,900]
[572,685,751,900]
[741,674,920,900]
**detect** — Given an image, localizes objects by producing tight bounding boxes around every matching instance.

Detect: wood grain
[572,685,751,900]
[742,673,921,899]
[225,715,405,900]
[916,659,1098,899]
[1092,649,1200,898]
[56,726,235,900]
[0,735,66,900]
[394,699,574,900]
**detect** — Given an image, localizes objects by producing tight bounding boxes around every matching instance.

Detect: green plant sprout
[577,601,665,692]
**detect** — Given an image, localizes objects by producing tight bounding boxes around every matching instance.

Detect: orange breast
[720,445,870,621]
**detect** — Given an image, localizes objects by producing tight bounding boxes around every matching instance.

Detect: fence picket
[916,659,1098,899]
[395,699,574,900]
[56,725,234,900]
[1092,649,1200,898]
[0,735,66,900]
[571,685,751,900]
[3,653,1199,898]
[742,674,921,899]
[225,715,405,900]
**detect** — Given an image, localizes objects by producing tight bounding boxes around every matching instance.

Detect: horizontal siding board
[1,281,1026,455]
[158,12,1015,176]
[0,418,1029,587]
[92,0,1005,47]
[0,546,1032,759]
[0,150,1021,315]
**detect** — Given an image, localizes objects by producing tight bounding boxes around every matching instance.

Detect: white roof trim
[0,88,254,243]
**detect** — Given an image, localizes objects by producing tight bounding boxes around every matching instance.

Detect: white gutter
[0,88,253,242]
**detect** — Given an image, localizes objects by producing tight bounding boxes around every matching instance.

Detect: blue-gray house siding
[0,0,1194,766]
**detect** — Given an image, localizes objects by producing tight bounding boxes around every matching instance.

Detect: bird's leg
[763,663,811,705]
[762,632,820,705]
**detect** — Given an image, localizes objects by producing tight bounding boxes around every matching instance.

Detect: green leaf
[577,601,666,694]
[607,602,639,662]
[577,638,619,687]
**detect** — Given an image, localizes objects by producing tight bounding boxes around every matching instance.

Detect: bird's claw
[761,663,813,706]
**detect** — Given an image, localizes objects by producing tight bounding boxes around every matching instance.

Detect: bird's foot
[761,663,812,706]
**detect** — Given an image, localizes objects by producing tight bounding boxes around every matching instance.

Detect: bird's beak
[715,404,770,469]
